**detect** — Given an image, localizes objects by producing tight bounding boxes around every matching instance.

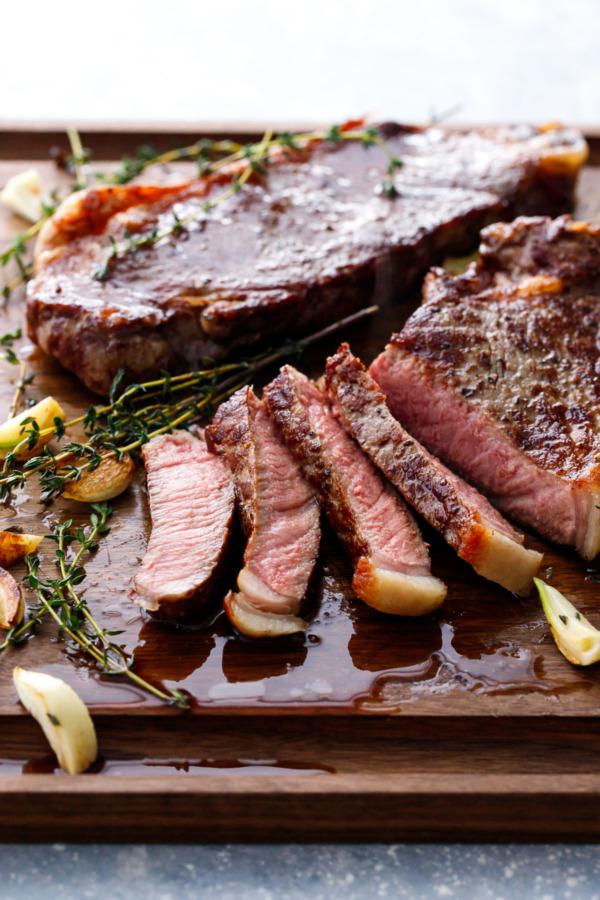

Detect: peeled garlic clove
[534,577,600,666]
[62,454,135,502]
[13,667,98,774]
[0,168,50,223]
[0,567,24,628]
[0,396,66,460]
[0,531,43,568]
[224,591,307,638]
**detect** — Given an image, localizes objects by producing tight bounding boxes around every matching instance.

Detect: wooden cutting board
[0,125,600,842]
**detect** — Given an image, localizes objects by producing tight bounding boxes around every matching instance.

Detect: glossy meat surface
[27,123,587,394]
[264,365,447,615]
[207,386,320,617]
[131,430,235,619]
[370,216,600,559]
[326,343,542,595]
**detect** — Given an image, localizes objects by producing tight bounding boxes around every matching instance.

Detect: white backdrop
[1,0,599,125]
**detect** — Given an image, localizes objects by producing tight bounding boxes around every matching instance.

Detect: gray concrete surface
[1,843,598,899]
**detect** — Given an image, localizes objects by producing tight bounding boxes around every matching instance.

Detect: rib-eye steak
[207,386,321,636]
[131,430,235,619]
[369,216,600,560]
[264,365,447,616]
[27,123,587,395]
[325,343,542,595]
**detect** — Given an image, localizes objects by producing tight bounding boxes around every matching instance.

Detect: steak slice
[27,122,586,395]
[369,215,600,559]
[131,429,235,619]
[263,365,447,616]
[325,343,542,595]
[207,386,321,636]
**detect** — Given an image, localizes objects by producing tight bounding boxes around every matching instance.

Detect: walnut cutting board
[0,126,600,842]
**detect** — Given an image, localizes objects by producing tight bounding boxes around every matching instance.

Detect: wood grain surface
[0,128,599,842]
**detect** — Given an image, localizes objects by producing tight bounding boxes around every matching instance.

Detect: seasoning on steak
[263,365,447,616]
[27,123,587,395]
[369,215,600,559]
[131,429,235,619]
[325,343,542,595]
[207,386,321,636]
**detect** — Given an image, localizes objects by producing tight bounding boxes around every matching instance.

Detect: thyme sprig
[92,127,275,282]
[0,503,114,651]
[2,122,402,294]
[66,128,91,190]
[92,123,402,281]
[102,138,244,185]
[1,503,189,708]
[1,221,47,299]
[0,130,87,298]
[0,327,22,367]
[9,360,30,418]
[0,306,377,502]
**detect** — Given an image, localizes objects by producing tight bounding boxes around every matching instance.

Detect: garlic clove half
[13,667,98,774]
[534,577,600,666]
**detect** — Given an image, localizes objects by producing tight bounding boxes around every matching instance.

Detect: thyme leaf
[91,124,403,279]
[0,504,189,709]
[0,306,377,503]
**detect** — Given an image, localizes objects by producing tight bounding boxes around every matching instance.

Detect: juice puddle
[0,493,596,711]
[0,757,334,776]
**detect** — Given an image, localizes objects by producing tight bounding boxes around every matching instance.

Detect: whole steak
[27,123,586,395]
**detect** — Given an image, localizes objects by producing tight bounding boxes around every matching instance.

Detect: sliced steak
[369,215,600,559]
[264,365,447,616]
[27,123,586,394]
[131,430,235,619]
[207,386,321,636]
[325,343,542,595]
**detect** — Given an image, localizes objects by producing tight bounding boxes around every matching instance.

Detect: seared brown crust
[390,216,600,484]
[264,367,369,565]
[371,215,600,557]
[27,123,587,394]
[264,365,428,570]
[325,344,510,559]
[325,343,542,594]
[149,534,235,621]
[206,387,255,538]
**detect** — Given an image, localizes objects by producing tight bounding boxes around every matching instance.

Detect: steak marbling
[207,386,321,636]
[326,343,542,595]
[27,123,587,394]
[131,430,235,619]
[264,365,447,616]
[370,216,600,559]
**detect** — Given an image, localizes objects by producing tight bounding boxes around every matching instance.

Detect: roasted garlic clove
[534,577,600,666]
[62,454,135,502]
[0,397,66,460]
[224,592,308,638]
[0,567,24,629]
[0,168,50,223]
[0,531,43,569]
[13,667,98,774]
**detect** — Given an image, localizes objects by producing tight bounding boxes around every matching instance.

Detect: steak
[369,215,600,559]
[26,123,586,395]
[207,386,321,636]
[131,430,235,619]
[264,365,447,616]
[325,343,542,595]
